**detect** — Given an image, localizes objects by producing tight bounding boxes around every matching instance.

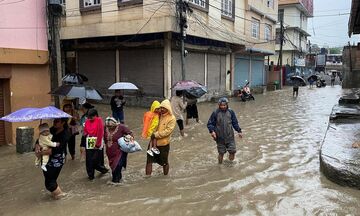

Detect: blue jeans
[113,110,124,124]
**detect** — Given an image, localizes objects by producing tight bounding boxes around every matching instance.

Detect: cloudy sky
[308,0,357,47]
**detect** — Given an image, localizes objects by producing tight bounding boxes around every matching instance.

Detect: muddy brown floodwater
[1,86,359,216]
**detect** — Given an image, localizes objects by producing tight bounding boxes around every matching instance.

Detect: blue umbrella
[0,106,71,122]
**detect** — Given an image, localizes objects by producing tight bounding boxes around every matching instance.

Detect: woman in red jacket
[83,109,108,180]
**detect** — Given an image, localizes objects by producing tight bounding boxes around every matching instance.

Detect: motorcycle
[316,79,326,88]
[236,82,255,102]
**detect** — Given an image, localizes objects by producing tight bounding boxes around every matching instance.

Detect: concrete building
[0,0,51,145]
[270,0,313,82]
[60,0,277,103]
[343,0,360,88]
[233,0,277,89]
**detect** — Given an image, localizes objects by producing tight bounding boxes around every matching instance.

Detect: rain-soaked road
[1,86,360,216]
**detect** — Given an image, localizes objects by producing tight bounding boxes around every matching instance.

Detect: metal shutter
[78,50,116,96]
[119,49,164,97]
[251,57,265,86]
[207,54,226,92]
[235,56,250,88]
[171,51,205,85]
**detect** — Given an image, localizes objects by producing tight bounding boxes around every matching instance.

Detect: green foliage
[329,47,342,54]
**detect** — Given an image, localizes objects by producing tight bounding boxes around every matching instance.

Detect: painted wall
[7,64,51,145]
[0,0,48,51]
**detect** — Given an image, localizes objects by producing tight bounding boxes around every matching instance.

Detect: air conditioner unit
[49,0,61,5]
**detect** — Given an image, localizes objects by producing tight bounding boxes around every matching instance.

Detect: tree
[329,47,342,54]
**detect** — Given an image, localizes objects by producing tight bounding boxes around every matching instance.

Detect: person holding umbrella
[35,118,70,199]
[110,90,126,124]
[185,98,199,125]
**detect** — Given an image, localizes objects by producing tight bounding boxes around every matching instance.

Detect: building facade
[343,0,360,88]
[0,0,51,145]
[60,0,277,104]
[271,0,313,83]
[234,0,277,89]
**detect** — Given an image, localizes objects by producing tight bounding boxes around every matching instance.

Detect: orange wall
[7,64,51,145]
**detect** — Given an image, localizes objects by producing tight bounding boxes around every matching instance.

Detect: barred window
[83,0,101,7]
[189,0,206,8]
[252,18,260,39]
[221,0,233,17]
[265,24,272,41]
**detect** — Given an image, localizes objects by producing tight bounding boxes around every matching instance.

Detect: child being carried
[142,101,161,156]
[35,123,59,172]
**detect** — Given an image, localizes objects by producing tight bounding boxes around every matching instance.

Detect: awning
[245,47,275,56]
[349,0,360,36]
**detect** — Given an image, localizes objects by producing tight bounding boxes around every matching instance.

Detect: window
[83,0,101,7]
[118,0,143,7]
[189,0,206,8]
[60,0,65,5]
[221,0,233,18]
[251,18,260,39]
[267,0,274,8]
[265,24,272,41]
[278,9,284,22]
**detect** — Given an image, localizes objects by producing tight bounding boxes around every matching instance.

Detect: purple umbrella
[0,106,71,122]
[172,80,205,91]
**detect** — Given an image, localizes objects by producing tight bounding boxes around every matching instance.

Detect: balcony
[279,0,313,16]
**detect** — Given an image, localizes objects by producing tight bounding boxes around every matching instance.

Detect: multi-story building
[0,0,51,145]
[271,0,313,80]
[60,0,277,103]
[234,0,277,89]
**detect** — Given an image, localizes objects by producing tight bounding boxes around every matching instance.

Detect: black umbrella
[184,86,207,99]
[50,85,103,100]
[290,76,306,86]
[307,74,320,82]
[61,73,88,85]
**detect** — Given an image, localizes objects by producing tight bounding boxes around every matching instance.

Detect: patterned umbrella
[172,80,205,91]
[0,106,71,122]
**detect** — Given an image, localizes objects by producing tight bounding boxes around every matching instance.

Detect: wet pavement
[1,85,360,216]
[321,89,360,189]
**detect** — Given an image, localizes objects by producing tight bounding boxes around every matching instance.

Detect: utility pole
[278,18,284,89]
[178,0,190,81]
[47,0,63,107]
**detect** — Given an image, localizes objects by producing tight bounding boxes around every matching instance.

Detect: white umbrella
[108,82,139,90]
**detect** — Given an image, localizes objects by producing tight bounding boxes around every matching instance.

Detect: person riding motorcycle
[238,81,255,101]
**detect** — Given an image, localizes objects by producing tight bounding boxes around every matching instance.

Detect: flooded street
[1,86,360,216]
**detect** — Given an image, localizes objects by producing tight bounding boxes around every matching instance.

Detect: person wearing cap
[145,99,176,176]
[104,117,132,184]
[79,102,95,161]
[83,109,108,180]
[35,123,60,172]
[34,118,70,199]
[207,97,243,164]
